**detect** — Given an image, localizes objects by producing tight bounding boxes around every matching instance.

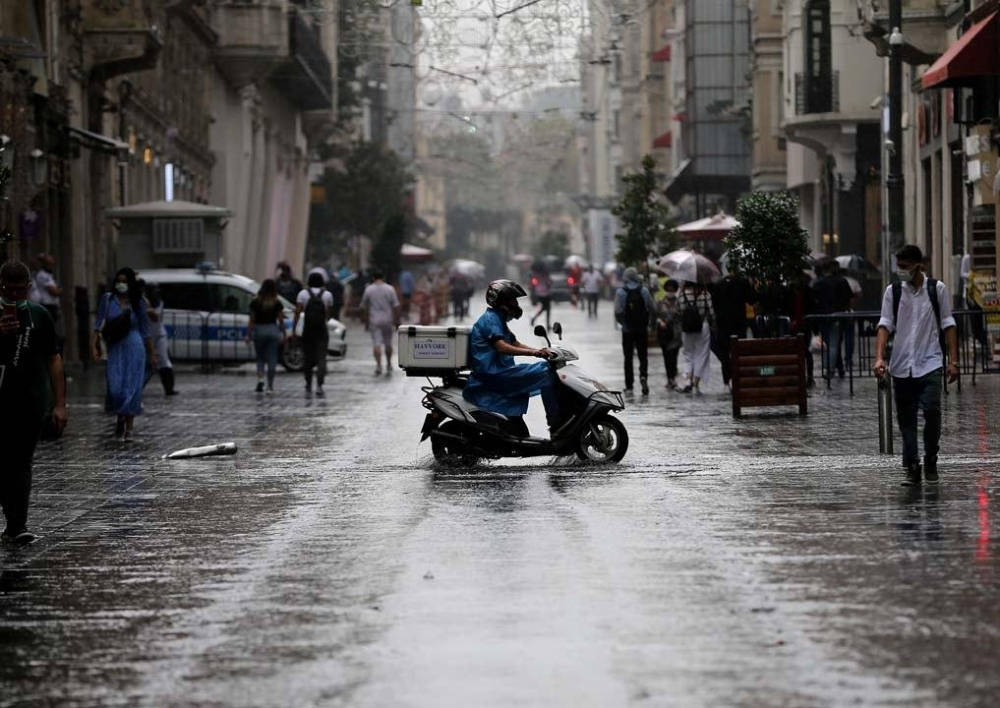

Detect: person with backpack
[614,267,655,394]
[293,271,333,396]
[874,244,959,486]
[678,281,715,394]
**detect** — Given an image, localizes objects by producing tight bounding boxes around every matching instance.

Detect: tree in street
[307,141,414,273]
[723,191,809,328]
[612,155,675,271]
[534,230,570,260]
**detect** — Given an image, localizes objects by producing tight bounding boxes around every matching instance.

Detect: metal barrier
[159,310,256,372]
[801,310,995,395]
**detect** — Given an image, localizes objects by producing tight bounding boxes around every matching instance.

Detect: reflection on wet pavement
[1,303,998,707]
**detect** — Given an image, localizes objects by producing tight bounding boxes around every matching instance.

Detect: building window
[803,0,832,113]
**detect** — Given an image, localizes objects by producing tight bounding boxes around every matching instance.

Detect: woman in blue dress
[463,280,562,435]
[92,268,156,441]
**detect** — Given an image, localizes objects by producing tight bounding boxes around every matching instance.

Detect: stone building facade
[0,0,337,361]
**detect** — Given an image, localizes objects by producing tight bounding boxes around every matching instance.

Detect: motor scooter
[419,322,628,466]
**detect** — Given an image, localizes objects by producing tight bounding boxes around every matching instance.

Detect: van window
[212,284,255,313]
[159,282,212,311]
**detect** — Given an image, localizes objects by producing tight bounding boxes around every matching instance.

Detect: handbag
[101,295,133,345]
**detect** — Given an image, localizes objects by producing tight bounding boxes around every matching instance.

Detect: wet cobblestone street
[2,304,999,707]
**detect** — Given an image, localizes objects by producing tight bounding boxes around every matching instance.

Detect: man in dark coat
[710,269,756,388]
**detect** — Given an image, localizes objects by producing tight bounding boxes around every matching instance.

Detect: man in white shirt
[581,266,603,319]
[360,269,400,376]
[293,271,334,396]
[874,244,959,486]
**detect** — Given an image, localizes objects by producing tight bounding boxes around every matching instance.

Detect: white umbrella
[656,249,721,284]
[449,259,486,278]
[565,254,588,269]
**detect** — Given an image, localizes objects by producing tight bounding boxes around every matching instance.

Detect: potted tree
[612,154,676,277]
[724,191,809,335]
[723,191,810,417]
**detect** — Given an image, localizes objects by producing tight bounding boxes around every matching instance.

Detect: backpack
[303,288,328,337]
[680,294,704,334]
[624,287,649,332]
[891,278,945,355]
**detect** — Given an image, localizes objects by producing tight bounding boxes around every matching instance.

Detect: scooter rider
[463,280,562,435]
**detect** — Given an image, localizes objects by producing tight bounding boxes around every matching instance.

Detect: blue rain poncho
[463,308,553,417]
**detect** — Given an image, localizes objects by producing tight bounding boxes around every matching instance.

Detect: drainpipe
[885,0,904,282]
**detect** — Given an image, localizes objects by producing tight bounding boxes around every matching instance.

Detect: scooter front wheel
[576,416,629,463]
[431,421,481,468]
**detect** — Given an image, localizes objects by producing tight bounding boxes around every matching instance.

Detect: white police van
[138,267,347,371]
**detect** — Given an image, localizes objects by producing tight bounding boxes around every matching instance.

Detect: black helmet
[486,279,527,320]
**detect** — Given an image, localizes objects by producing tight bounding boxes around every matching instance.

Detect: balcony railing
[794,71,840,115]
[270,10,333,111]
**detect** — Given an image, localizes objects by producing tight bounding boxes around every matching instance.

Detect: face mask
[897,267,916,283]
[115,283,129,295]
[665,292,678,300]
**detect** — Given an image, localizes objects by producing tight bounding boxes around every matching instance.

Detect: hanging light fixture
[29,148,47,187]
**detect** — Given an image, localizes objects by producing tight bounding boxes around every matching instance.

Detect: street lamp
[885,0,905,286]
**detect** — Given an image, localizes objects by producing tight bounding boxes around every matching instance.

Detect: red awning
[653,131,673,149]
[922,11,1000,89]
[651,44,671,62]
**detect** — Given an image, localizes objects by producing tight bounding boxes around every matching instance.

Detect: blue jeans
[820,321,842,379]
[253,324,281,383]
[893,370,943,467]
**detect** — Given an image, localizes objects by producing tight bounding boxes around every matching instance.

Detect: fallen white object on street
[163,442,238,460]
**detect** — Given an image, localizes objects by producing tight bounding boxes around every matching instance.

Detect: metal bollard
[878,375,893,454]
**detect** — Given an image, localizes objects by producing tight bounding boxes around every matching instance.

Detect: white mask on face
[896,267,916,283]
[115,283,129,295]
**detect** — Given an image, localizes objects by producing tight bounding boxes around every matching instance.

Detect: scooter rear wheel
[576,416,629,463]
[431,421,481,468]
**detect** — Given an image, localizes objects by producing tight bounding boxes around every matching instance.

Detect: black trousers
[622,331,648,389]
[657,329,679,379]
[715,329,737,385]
[302,334,328,386]
[0,415,42,534]
[586,293,599,317]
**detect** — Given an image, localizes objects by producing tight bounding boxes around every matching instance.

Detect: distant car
[138,267,347,371]
[548,270,573,303]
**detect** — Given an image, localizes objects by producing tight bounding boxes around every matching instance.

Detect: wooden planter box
[730,335,808,418]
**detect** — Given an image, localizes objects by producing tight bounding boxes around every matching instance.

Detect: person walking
[0,261,67,546]
[399,268,415,319]
[31,253,61,325]
[293,271,333,396]
[247,278,286,393]
[678,281,715,394]
[360,269,401,376]
[92,267,156,441]
[327,272,345,322]
[812,262,854,382]
[530,267,553,329]
[581,265,603,318]
[144,282,178,395]
[614,267,655,395]
[276,262,302,303]
[874,244,959,486]
[655,279,683,389]
[711,268,755,388]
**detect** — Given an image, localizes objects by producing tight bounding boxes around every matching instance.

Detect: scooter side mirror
[551,322,563,340]
[533,324,552,347]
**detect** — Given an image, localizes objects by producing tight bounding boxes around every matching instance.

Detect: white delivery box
[397,325,472,375]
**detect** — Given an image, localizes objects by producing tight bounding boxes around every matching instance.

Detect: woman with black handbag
[92,267,156,441]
